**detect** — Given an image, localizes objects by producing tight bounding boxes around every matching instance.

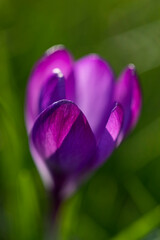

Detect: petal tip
[128,63,136,76]
[128,63,135,70]
[45,44,65,56]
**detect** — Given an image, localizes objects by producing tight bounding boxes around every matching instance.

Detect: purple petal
[39,69,66,113]
[69,104,123,191]
[30,142,54,190]
[94,103,123,169]
[26,45,73,133]
[114,65,134,142]
[115,64,142,143]
[128,70,142,131]
[74,54,114,141]
[31,100,96,177]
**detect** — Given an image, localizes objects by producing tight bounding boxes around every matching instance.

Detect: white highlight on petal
[53,68,64,78]
[128,64,136,75]
[45,44,64,56]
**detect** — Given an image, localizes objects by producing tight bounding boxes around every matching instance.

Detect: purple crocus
[25,45,142,201]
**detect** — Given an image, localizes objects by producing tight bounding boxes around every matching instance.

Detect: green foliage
[0,0,160,239]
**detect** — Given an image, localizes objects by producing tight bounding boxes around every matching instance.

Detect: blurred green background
[0,0,160,239]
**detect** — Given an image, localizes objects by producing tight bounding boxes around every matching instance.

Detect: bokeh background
[0,0,160,239]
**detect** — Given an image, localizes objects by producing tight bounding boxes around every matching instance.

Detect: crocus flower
[25,45,142,200]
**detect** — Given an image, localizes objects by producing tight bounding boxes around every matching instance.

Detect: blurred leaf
[98,20,160,73]
[111,206,160,240]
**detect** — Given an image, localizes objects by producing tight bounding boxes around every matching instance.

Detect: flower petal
[31,100,96,178]
[74,54,114,141]
[115,64,142,143]
[39,69,66,113]
[94,103,123,169]
[29,142,54,190]
[128,69,142,131]
[114,65,134,143]
[26,45,73,133]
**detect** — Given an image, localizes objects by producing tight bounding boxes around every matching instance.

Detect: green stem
[45,190,62,240]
